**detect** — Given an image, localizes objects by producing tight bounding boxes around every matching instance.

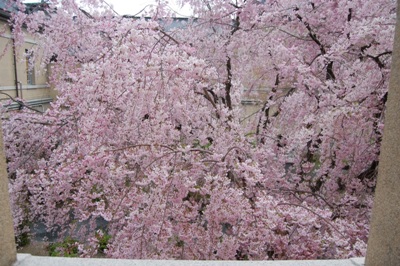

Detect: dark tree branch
[366,51,392,69]
[326,61,336,80]
[224,57,233,110]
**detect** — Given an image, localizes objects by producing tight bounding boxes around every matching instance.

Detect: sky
[23,0,193,17]
[103,0,192,17]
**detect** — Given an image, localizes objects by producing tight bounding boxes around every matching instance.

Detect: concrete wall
[365,1,400,265]
[14,254,365,266]
[0,119,17,266]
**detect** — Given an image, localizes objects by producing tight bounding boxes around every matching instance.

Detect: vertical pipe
[12,36,19,98]
[19,82,22,99]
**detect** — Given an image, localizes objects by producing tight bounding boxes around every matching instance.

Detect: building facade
[0,0,55,112]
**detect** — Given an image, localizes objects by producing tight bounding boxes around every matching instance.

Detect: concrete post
[365,2,400,265]
[0,119,17,266]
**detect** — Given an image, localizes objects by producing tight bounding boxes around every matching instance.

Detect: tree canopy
[1,0,396,260]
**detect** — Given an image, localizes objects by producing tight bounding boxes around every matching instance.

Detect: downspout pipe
[11,28,19,98]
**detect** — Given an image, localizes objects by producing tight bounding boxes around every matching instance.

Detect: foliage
[15,230,30,248]
[48,237,80,257]
[95,229,111,254]
[1,0,396,260]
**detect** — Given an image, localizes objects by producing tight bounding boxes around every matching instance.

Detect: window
[25,49,35,85]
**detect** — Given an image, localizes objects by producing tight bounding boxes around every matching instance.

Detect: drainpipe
[18,81,22,99]
[11,36,19,98]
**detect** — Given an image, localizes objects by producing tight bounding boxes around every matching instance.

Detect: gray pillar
[0,119,17,266]
[365,2,400,265]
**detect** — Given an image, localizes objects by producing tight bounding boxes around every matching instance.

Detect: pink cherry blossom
[1,0,396,260]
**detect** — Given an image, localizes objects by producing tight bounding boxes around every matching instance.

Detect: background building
[0,0,55,112]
